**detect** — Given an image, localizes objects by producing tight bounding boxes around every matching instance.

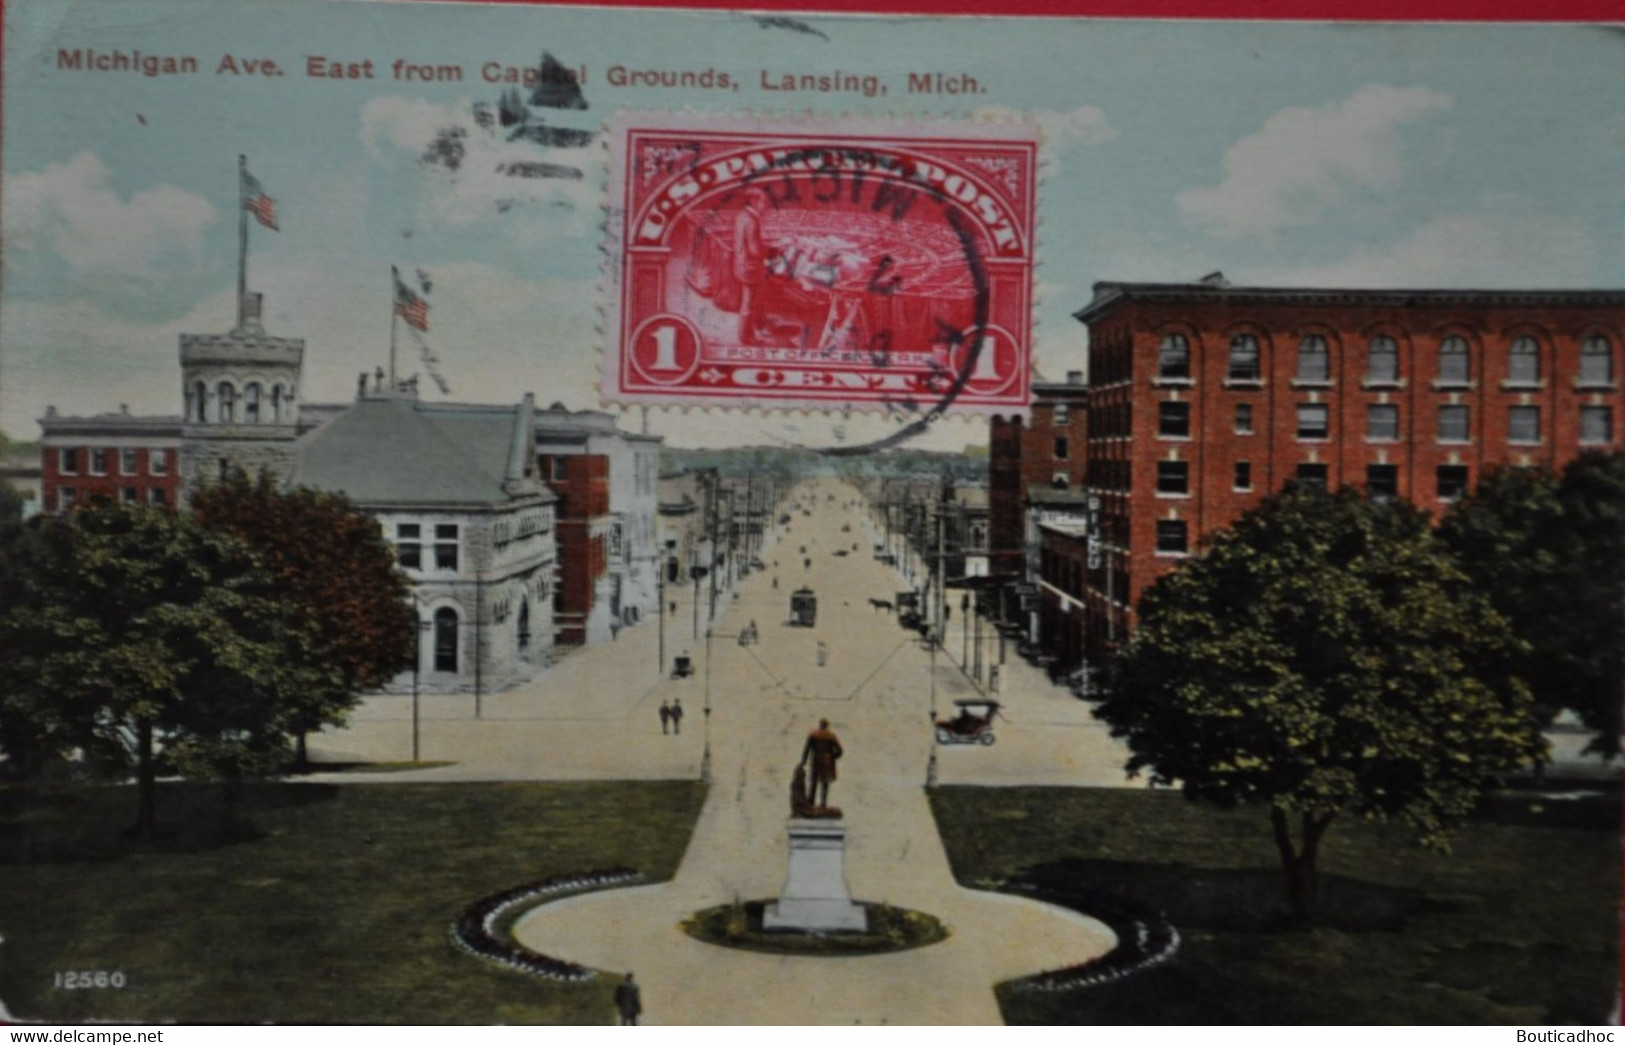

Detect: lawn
[0,779,706,1024]
[929,783,1620,1025]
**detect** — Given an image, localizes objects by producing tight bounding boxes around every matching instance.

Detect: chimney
[237,292,264,335]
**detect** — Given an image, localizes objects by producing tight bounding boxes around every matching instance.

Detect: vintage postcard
[0,0,1619,1028]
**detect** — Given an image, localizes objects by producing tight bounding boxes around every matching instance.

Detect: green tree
[191,472,415,767]
[0,499,295,835]
[1095,486,1544,921]
[1441,452,1625,756]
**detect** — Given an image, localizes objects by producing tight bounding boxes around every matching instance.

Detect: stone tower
[178,291,304,502]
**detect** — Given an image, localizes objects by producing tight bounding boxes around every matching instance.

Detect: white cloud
[1177,85,1453,240]
[359,95,600,236]
[975,103,1116,147]
[1243,213,1598,288]
[2,152,217,292]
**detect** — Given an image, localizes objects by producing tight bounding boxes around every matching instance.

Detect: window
[1437,465,1470,502]
[117,448,138,475]
[552,457,569,480]
[518,600,531,652]
[1155,520,1188,555]
[1053,404,1070,427]
[1228,334,1261,382]
[271,385,284,422]
[1296,335,1329,383]
[1156,461,1189,495]
[1438,336,1470,386]
[149,449,168,476]
[1508,405,1541,444]
[1581,406,1613,445]
[396,523,422,569]
[1367,337,1399,384]
[1367,464,1398,502]
[59,448,80,474]
[1158,334,1191,380]
[58,487,76,510]
[1366,404,1399,442]
[1158,401,1190,438]
[192,380,209,423]
[1296,404,1329,440]
[1234,461,1252,490]
[1438,405,1470,443]
[149,488,168,506]
[1051,472,1069,490]
[435,524,460,571]
[1235,403,1254,434]
[1296,463,1328,491]
[120,487,139,504]
[433,608,459,673]
[217,382,236,423]
[1508,337,1539,385]
[1054,437,1069,460]
[89,449,109,475]
[1580,335,1614,386]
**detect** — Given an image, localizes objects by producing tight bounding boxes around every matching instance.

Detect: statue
[797,718,844,815]
[790,764,840,820]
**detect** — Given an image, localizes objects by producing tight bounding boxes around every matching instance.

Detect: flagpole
[237,155,249,329]
[389,266,399,393]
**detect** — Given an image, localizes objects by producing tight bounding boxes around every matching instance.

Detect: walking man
[659,700,671,735]
[800,718,843,809]
[614,971,642,1026]
[671,698,684,735]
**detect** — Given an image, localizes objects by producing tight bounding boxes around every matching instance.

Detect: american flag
[393,267,429,332]
[242,169,278,231]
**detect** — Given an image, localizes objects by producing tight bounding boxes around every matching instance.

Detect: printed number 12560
[54,971,127,989]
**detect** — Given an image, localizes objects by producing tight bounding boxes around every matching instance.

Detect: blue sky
[3,2,1622,448]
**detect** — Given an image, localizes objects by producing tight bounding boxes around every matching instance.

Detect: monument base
[761,820,868,933]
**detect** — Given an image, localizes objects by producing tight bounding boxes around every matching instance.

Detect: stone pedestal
[762,821,868,932]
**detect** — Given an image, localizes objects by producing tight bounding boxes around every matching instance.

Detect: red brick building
[538,450,612,645]
[988,373,1090,636]
[38,407,183,513]
[1053,278,1625,676]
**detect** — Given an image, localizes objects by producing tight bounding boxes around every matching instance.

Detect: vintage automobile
[789,587,817,627]
[934,699,1004,745]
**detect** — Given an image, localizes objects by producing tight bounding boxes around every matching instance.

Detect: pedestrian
[989,665,1001,694]
[659,700,671,735]
[670,600,677,615]
[671,698,684,734]
[614,971,642,1026]
[816,640,828,668]
[772,576,779,589]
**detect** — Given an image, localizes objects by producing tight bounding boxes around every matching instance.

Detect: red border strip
[386,0,1625,22]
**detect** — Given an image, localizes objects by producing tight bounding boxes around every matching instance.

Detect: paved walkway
[510,479,1115,1024]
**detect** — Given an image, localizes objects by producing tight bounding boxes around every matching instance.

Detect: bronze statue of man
[800,719,843,809]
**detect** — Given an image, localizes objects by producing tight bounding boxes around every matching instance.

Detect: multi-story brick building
[38,407,182,512]
[987,371,1089,639]
[1052,276,1625,677]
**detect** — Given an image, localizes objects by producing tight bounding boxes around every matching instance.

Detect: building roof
[38,407,183,437]
[1074,279,1625,325]
[291,395,552,508]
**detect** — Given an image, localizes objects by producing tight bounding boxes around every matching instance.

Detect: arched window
[1157,334,1190,380]
[191,380,209,422]
[1581,335,1614,386]
[434,608,459,673]
[1508,337,1539,385]
[217,382,237,423]
[1438,336,1470,385]
[1297,335,1329,382]
[1367,337,1399,383]
[1228,334,1261,381]
[517,600,531,652]
[243,382,262,423]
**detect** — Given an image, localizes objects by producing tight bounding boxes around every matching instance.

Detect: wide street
[308,477,1140,1024]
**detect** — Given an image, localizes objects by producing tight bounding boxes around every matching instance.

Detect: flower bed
[450,867,644,981]
[999,873,1180,993]
[681,900,948,956]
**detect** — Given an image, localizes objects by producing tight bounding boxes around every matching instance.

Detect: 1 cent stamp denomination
[603,114,1038,416]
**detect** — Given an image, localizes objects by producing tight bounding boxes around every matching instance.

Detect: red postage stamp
[603,114,1038,416]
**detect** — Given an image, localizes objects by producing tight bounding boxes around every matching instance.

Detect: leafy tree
[0,499,295,835]
[1095,486,1544,921]
[1441,452,1625,756]
[191,472,415,766]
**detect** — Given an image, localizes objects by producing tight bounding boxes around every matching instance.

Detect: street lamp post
[412,616,432,763]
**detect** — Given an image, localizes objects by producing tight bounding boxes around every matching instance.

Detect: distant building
[291,390,556,693]
[1049,277,1625,679]
[38,407,182,513]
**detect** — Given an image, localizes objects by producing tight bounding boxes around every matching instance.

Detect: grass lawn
[929,784,1620,1025]
[0,779,706,1024]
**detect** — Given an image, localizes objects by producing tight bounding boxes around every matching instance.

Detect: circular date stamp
[602,114,1038,429]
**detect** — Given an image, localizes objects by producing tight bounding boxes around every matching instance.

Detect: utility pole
[707,470,720,623]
